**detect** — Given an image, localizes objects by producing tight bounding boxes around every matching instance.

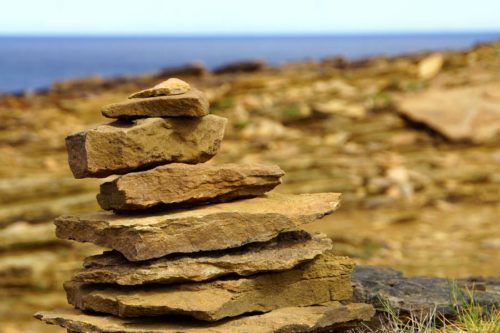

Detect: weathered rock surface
[97,163,285,211]
[0,251,60,288]
[65,251,354,320]
[214,59,266,74]
[35,303,375,333]
[0,222,58,250]
[66,115,226,178]
[0,192,97,228]
[128,78,191,98]
[417,53,444,80]
[102,89,209,119]
[73,231,332,285]
[397,83,500,143]
[55,192,341,261]
[352,265,500,316]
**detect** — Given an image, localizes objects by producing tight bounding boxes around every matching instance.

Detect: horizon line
[1,30,500,38]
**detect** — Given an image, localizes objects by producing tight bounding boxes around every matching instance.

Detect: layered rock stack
[35,78,374,332]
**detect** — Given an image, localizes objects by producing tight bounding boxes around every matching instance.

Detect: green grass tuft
[348,281,499,333]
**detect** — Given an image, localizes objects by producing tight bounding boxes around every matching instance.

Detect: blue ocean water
[0,34,498,93]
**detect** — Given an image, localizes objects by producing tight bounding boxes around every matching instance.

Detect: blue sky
[1,0,499,35]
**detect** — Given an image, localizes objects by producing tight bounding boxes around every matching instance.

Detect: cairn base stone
[64,252,353,320]
[35,303,375,333]
[73,231,332,285]
[97,163,285,211]
[66,115,226,178]
[102,89,209,119]
[55,193,341,261]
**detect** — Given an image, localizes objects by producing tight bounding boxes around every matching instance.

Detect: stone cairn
[35,78,374,332]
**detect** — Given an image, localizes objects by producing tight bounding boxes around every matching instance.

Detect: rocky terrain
[0,41,499,332]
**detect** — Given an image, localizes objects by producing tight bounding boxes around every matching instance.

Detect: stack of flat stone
[35,79,374,333]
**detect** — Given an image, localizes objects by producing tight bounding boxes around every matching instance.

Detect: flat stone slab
[97,163,285,211]
[64,251,354,320]
[73,231,333,285]
[55,192,341,261]
[128,78,191,99]
[66,115,226,178]
[397,83,500,143]
[352,265,500,317]
[35,303,375,333]
[102,89,209,119]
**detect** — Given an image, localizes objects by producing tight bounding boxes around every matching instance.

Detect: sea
[0,33,498,93]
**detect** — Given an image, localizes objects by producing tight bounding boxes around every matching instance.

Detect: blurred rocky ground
[0,41,499,332]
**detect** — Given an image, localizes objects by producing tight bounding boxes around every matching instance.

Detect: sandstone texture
[128,78,191,98]
[73,231,332,285]
[35,303,375,333]
[65,251,354,320]
[397,83,500,143]
[55,192,341,261]
[97,163,285,211]
[66,115,226,178]
[102,89,209,119]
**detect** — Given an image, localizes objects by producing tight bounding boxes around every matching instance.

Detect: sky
[0,0,499,35]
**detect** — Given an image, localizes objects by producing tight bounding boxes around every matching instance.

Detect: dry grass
[349,282,499,333]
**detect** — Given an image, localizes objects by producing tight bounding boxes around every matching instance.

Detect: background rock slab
[97,163,284,211]
[397,83,500,143]
[352,265,500,317]
[102,89,209,118]
[66,115,226,178]
[65,251,354,320]
[73,231,332,285]
[35,303,375,333]
[56,192,341,261]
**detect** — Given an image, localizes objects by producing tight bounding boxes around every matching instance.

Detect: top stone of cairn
[129,78,191,98]
[102,78,209,119]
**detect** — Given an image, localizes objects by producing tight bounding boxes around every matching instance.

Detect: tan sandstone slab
[64,251,354,321]
[97,163,285,211]
[66,115,226,179]
[128,78,191,98]
[397,83,500,143]
[73,231,332,285]
[55,193,340,261]
[35,303,375,333]
[102,89,209,119]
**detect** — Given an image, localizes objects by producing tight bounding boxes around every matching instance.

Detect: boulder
[397,83,500,143]
[352,265,500,317]
[214,59,266,74]
[64,252,354,320]
[102,89,209,119]
[157,62,208,78]
[417,53,444,80]
[55,193,341,261]
[66,115,226,178]
[72,231,332,285]
[97,163,284,211]
[35,303,375,333]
